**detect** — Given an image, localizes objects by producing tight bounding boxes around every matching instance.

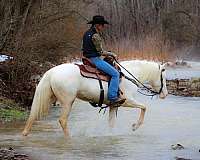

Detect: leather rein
[115,58,164,97]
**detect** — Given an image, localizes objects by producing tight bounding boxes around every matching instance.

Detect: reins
[114,58,164,97]
[90,57,164,115]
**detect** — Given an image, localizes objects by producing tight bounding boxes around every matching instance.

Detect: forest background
[1,0,200,106]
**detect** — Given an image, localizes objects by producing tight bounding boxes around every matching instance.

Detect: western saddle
[75,56,123,109]
[76,56,121,82]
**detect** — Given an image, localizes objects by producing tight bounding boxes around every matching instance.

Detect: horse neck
[139,63,159,83]
[122,60,159,83]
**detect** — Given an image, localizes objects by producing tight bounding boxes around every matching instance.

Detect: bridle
[157,66,165,95]
[115,58,165,97]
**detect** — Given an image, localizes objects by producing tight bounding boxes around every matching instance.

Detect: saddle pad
[75,64,110,82]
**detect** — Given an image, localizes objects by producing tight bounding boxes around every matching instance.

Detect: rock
[30,74,41,82]
[175,157,192,160]
[171,143,184,150]
[0,147,31,160]
[166,62,175,67]
[166,61,191,68]
[191,77,200,83]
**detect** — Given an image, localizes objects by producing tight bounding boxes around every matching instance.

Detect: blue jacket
[82,27,101,58]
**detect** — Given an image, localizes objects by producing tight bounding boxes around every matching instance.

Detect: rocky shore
[0,147,31,160]
[167,78,200,97]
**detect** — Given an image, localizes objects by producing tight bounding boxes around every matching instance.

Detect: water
[166,61,200,80]
[0,95,200,160]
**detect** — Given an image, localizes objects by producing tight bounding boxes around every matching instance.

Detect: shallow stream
[0,95,200,160]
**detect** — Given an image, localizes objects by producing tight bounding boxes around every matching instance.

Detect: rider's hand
[107,51,117,58]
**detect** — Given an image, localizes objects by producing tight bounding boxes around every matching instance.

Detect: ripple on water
[0,96,200,160]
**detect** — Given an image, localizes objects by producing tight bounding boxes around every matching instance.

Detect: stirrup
[109,98,126,107]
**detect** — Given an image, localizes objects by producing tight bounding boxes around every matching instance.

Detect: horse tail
[29,71,54,120]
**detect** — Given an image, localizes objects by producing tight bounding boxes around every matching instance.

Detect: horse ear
[162,62,168,68]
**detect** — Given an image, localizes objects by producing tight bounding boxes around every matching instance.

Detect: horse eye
[161,69,165,72]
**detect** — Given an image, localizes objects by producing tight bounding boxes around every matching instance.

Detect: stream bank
[0,97,28,123]
[167,78,200,97]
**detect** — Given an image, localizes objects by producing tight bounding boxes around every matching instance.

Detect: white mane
[120,60,161,83]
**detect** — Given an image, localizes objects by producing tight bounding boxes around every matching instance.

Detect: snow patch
[0,55,13,62]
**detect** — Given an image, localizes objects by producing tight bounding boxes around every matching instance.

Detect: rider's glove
[106,51,117,58]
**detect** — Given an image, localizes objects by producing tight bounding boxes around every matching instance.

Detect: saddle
[76,56,121,82]
[75,56,123,109]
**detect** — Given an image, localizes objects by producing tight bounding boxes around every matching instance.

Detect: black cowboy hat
[87,15,109,25]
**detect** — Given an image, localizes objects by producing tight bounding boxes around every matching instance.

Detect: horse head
[150,63,168,99]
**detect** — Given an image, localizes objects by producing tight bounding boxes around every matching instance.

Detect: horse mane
[121,60,160,82]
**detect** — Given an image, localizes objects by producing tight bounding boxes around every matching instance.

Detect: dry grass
[107,35,171,62]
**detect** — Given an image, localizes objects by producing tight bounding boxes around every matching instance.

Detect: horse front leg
[109,106,118,128]
[122,99,146,131]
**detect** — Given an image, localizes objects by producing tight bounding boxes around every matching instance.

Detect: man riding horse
[82,15,126,106]
[22,16,168,137]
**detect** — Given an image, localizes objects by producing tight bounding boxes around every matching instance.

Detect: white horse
[22,60,168,137]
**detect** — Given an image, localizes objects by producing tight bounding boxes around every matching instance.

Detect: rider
[82,15,126,106]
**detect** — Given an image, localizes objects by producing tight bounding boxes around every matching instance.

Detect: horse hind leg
[22,116,35,136]
[22,94,56,136]
[58,98,75,138]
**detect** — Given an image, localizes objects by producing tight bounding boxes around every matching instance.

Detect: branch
[40,10,89,28]
[0,20,12,52]
[21,0,33,29]
[174,10,193,22]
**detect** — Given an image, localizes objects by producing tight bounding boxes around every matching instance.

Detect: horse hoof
[171,143,184,150]
[22,130,28,136]
[132,124,138,131]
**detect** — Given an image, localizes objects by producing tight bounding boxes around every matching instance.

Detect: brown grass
[107,34,171,62]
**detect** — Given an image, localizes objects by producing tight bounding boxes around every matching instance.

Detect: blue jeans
[90,57,120,101]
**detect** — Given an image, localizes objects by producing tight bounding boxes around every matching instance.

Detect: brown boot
[109,97,126,107]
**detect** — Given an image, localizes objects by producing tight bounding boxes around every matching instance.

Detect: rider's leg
[90,57,120,101]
